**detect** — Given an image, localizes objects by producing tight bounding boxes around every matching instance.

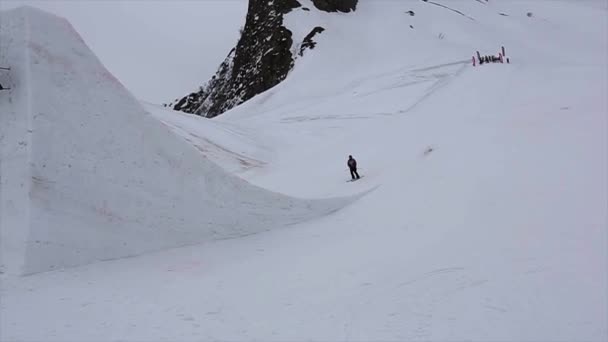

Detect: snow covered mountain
[169,0,359,117]
[1,1,607,341]
[169,0,606,119]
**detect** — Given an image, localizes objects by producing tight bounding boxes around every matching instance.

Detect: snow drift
[0,7,351,276]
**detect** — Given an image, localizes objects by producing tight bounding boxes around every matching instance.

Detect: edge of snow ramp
[0,7,358,276]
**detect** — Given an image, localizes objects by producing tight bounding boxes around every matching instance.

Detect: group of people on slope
[479,54,507,65]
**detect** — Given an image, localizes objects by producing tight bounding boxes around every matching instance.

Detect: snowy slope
[0,7,352,276]
[1,1,607,341]
[145,102,273,177]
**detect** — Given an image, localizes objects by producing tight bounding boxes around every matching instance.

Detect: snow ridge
[0,6,354,276]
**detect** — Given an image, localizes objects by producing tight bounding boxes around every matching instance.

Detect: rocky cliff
[169,0,357,118]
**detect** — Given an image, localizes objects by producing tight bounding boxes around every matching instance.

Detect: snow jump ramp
[0,7,351,276]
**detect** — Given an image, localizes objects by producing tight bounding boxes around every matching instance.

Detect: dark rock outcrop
[170,0,358,118]
[172,0,301,117]
[299,26,325,56]
[311,0,358,13]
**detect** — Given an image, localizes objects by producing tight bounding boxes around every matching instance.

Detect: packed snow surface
[1,1,607,341]
[0,7,351,276]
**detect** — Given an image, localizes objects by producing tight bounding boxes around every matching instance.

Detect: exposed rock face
[172,0,301,117]
[311,0,358,13]
[171,0,358,118]
[299,26,325,56]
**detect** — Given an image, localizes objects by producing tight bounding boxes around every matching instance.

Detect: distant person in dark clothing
[347,155,360,180]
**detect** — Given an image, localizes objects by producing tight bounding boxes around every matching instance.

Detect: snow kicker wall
[0,7,351,276]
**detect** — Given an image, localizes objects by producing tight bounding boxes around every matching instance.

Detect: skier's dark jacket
[348,157,357,169]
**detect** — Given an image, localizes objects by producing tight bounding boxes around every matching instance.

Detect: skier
[347,155,360,180]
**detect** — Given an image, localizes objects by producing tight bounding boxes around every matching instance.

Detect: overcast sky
[1,0,248,103]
